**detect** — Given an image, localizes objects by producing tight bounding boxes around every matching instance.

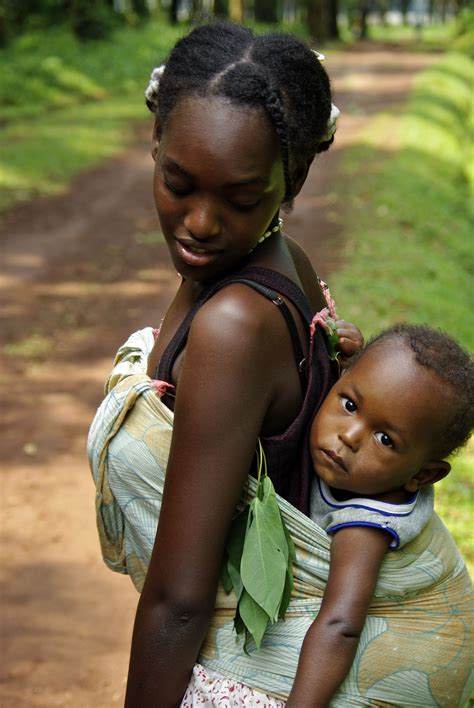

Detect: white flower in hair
[145,64,166,111]
[311,51,340,142]
[321,103,340,142]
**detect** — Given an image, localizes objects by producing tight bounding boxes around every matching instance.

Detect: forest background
[1,2,473,704]
[1,0,473,582]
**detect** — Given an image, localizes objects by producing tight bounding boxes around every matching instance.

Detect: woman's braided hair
[145,22,333,202]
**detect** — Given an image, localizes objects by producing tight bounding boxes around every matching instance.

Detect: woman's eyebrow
[162,157,193,179]
[162,157,269,188]
[226,177,269,188]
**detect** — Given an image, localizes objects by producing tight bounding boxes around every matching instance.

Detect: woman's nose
[339,421,364,452]
[183,197,220,240]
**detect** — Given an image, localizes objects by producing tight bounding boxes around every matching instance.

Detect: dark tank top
[155,265,337,516]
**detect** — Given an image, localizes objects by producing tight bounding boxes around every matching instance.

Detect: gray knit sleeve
[310,480,434,549]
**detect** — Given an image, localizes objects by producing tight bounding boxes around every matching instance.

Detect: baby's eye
[341,396,356,413]
[375,431,394,448]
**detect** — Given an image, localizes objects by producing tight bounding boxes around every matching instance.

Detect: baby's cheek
[309,410,323,449]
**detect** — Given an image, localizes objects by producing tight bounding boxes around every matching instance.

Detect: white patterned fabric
[88,328,474,706]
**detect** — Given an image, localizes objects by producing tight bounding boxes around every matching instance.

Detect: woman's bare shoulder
[189,281,284,353]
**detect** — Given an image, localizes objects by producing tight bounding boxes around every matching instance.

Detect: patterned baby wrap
[88,328,473,706]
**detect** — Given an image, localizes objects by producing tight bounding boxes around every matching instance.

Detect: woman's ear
[151,119,162,161]
[404,460,451,493]
[291,156,315,198]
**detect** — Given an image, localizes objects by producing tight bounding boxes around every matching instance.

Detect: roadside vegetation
[0,21,183,209]
[331,50,473,568]
[1,14,472,567]
[2,11,471,210]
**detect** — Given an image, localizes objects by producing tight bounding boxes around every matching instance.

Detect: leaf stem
[256,438,267,485]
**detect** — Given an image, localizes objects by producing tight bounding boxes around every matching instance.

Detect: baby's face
[310,343,445,499]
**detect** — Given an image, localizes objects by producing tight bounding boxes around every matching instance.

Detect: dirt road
[1,46,435,707]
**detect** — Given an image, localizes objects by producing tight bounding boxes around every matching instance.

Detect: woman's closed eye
[375,431,394,448]
[164,176,190,196]
[229,198,262,212]
[341,395,357,413]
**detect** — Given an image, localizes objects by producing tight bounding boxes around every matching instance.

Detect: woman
[88,22,473,707]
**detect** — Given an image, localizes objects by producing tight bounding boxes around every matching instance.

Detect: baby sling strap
[155,265,312,397]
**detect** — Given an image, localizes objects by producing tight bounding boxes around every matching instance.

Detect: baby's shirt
[310,477,434,549]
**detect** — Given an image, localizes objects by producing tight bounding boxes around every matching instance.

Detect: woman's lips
[321,449,348,474]
[175,239,221,267]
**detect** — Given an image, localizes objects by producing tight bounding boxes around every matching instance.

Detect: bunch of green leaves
[221,441,295,651]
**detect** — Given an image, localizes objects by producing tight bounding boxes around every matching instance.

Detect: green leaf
[220,555,233,594]
[224,506,249,600]
[278,567,294,620]
[227,507,250,567]
[239,589,269,650]
[227,557,243,601]
[234,605,245,636]
[240,478,288,622]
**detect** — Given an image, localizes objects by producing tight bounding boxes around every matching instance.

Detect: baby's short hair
[358,324,473,459]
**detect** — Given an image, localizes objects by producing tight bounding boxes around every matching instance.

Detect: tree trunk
[229,0,244,21]
[191,0,201,19]
[305,0,327,43]
[254,0,279,22]
[400,0,410,25]
[327,0,339,39]
[359,0,369,38]
[169,0,179,23]
[214,0,229,16]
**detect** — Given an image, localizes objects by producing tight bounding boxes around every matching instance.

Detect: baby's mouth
[322,449,348,474]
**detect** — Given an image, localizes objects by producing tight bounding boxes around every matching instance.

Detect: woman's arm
[286,526,391,708]
[124,287,286,707]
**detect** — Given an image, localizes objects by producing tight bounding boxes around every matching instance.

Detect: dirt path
[1,46,435,707]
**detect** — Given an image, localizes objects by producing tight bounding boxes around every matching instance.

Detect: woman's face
[152,95,285,281]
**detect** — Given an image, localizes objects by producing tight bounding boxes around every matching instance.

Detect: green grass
[0,97,151,208]
[0,23,183,122]
[330,51,473,571]
[367,20,454,48]
[0,22,184,209]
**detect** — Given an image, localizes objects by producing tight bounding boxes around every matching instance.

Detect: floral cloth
[181,664,284,707]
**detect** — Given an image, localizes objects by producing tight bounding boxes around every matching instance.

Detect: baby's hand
[336,320,364,367]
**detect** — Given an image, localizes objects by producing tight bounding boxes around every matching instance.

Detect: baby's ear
[404,460,451,493]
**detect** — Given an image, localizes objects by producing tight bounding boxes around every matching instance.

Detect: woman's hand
[335,320,363,369]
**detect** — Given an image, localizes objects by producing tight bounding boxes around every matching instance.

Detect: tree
[70,0,115,40]
[303,0,340,42]
[131,0,151,19]
[229,0,244,21]
[358,0,370,38]
[254,0,279,23]
[305,0,328,42]
[214,0,229,16]
[327,0,339,39]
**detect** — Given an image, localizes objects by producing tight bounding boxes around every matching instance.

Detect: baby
[287,323,473,706]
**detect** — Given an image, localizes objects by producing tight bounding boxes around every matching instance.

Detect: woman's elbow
[327,616,364,641]
[139,583,214,632]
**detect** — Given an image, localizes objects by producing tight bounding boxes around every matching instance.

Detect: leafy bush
[452,7,474,57]
[70,0,115,41]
